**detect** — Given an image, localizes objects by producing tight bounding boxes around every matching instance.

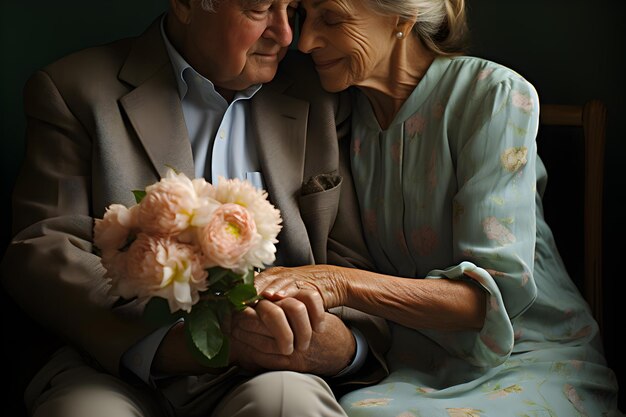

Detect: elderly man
[0,0,389,416]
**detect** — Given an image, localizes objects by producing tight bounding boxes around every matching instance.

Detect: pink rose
[197,203,258,272]
[94,204,136,254]
[136,170,200,235]
[113,233,208,312]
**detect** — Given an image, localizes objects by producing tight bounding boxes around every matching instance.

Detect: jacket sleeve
[1,70,158,377]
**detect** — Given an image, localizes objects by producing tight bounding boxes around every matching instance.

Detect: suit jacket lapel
[251,87,314,265]
[116,21,318,264]
[118,16,194,179]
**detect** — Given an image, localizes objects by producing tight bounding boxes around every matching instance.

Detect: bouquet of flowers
[93,168,282,366]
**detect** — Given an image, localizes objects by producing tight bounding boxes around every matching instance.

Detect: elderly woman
[251,0,623,415]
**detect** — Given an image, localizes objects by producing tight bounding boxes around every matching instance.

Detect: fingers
[291,289,325,332]
[253,267,306,297]
[254,299,296,354]
[265,285,325,333]
[274,298,312,351]
[230,307,286,354]
[254,270,326,332]
[230,296,319,354]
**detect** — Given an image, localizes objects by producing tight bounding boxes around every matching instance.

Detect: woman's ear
[169,0,194,24]
[394,16,418,39]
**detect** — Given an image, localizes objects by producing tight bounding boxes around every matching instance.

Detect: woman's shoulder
[435,55,538,110]
[446,56,535,91]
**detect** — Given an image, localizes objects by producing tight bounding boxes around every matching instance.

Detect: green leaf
[215,299,232,321]
[227,284,259,311]
[132,190,146,204]
[186,332,230,368]
[187,302,224,359]
[143,297,184,326]
[207,267,230,286]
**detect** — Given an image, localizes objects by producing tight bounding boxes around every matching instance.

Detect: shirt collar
[160,14,262,103]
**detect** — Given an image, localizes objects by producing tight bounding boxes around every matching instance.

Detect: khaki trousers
[26,347,348,417]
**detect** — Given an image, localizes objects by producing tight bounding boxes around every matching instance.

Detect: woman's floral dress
[341,56,622,417]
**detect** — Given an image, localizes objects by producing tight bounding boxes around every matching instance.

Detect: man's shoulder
[35,17,164,91]
[43,37,134,79]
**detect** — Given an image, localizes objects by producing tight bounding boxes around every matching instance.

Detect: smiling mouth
[314,58,342,70]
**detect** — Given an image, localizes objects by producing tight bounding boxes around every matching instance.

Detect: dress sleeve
[423,75,540,368]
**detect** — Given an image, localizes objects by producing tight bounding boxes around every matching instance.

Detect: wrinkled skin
[297,0,432,128]
[255,264,486,333]
[167,0,299,99]
[229,306,355,376]
[153,0,358,376]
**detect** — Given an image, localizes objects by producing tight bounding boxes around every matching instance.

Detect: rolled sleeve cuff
[332,326,368,378]
[121,318,184,386]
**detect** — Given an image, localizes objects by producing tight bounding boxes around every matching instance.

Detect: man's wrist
[121,319,184,386]
[333,326,368,378]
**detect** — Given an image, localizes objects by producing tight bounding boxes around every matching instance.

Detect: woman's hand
[254,265,349,310]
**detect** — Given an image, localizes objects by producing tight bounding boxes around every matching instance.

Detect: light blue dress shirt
[173,43,265,189]
[121,15,366,385]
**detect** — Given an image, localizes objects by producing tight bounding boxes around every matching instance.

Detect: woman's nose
[297,17,320,53]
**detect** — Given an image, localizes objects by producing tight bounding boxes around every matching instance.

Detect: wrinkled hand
[235,297,324,355]
[254,265,349,309]
[230,309,355,376]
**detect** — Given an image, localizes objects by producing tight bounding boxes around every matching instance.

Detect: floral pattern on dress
[446,408,483,417]
[411,226,439,257]
[500,146,528,173]
[344,56,619,417]
[352,398,393,408]
[405,113,426,139]
[482,216,516,245]
[512,90,534,113]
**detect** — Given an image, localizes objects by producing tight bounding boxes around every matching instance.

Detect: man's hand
[230,308,356,376]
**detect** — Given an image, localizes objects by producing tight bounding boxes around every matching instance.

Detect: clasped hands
[227,265,353,375]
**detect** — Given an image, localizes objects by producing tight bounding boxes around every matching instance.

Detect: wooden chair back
[537,99,607,332]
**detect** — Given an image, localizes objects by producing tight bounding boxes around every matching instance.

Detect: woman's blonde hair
[368,0,468,56]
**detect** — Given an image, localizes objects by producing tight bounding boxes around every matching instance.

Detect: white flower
[211,176,282,269]
[96,171,282,314]
[113,233,208,313]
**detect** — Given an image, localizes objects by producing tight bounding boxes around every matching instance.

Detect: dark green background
[1,0,624,414]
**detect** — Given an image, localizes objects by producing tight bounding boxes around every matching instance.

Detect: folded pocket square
[301,173,342,196]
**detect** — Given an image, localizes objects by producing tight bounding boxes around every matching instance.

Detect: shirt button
[219,131,225,139]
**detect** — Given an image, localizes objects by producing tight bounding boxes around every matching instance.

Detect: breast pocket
[245,171,266,190]
[298,174,343,263]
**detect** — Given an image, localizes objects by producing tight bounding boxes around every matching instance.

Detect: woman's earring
[396,31,404,39]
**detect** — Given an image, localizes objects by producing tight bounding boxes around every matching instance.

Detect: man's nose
[265,8,294,47]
